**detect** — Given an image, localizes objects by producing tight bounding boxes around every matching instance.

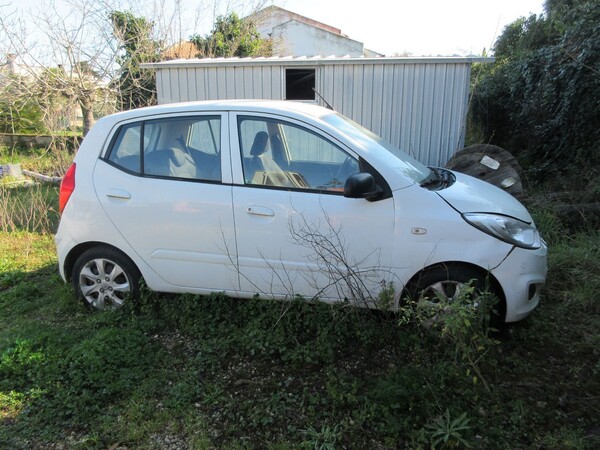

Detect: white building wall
[271,20,364,57]
[150,57,489,166]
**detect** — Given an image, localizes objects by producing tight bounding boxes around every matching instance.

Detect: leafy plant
[425,409,472,448]
[399,281,499,391]
[110,10,161,110]
[0,339,45,391]
[0,75,47,134]
[301,423,340,450]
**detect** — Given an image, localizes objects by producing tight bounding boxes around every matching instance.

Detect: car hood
[436,171,533,223]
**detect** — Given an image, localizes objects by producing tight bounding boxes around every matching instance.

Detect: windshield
[322,112,431,184]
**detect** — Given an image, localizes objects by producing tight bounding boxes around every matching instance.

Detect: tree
[110,10,161,110]
[0,1,269,135]
[190,12,271,58]
[492,14,559,60]
[0,0,183,133]
[0,0,121,135]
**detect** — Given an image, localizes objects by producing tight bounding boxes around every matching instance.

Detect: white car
[55,100,547,323]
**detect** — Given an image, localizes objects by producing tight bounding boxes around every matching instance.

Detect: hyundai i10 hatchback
[56,100,547,323]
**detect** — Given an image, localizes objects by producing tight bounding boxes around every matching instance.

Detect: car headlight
[462,213,541,249]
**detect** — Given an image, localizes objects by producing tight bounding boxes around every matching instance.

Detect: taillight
[59,163,76,215]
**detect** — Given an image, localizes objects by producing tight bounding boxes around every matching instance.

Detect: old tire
[72,246,140,310]
[445,144,524,199]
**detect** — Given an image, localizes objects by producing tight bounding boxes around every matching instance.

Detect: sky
[175,0,547,56]
[6,0,546,57]
[274,0,546,56]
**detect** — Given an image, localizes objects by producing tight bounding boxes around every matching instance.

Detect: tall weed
[399,283,499,392]
[547,230,600,312]
[0,183,59,234]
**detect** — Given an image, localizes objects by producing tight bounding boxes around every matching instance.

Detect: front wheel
[404,264,504,328]
[72,246,140,310]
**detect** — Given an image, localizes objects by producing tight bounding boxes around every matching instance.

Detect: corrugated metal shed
[142,56,492,166]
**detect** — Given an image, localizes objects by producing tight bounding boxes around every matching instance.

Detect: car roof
[100,100,333,125]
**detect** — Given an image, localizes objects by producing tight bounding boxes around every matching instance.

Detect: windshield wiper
[420,168,443,187]
[420,167,454,190]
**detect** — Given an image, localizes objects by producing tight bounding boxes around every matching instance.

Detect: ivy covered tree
[469,0,600,189]
[190,12,271,58]
[111,10,161,110]
[492,14,560,60]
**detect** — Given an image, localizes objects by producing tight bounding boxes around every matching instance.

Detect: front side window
[106,116,221,181]
[238,116,359,191]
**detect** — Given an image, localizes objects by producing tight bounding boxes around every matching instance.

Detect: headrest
[167,147,189,167]
[250,131,269,156]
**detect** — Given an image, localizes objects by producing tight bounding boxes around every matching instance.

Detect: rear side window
[107,124,142,173]
[189,118,221,155]
[106,116,221,182]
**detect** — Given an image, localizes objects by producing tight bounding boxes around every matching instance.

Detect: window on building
[285,68,316,101]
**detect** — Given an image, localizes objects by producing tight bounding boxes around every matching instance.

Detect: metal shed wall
[150,57,489,166]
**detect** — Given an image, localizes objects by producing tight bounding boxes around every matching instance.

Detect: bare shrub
[289,210,397,309]
[224,207,398,310]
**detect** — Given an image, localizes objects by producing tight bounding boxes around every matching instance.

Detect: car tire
[405,263,504,328]
[72,246,140,310]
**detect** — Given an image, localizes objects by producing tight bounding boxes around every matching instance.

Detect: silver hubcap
[418,280,483,314]
[79,258,131,309]
[421,280,469,303]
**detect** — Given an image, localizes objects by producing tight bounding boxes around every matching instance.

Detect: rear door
[93,112,239,291]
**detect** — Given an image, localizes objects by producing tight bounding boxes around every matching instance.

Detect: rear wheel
[72,246,140,310]
[405,264,504,328]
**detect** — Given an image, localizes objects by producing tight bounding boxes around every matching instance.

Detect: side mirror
[344,173,382,200]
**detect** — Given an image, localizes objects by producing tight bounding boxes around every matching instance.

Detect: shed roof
[142,55,494,70]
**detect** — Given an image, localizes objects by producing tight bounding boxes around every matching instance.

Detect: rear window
[106,116,222,182]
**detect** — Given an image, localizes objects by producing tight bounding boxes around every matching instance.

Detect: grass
[0,150,599,449]
[1,143,73,177]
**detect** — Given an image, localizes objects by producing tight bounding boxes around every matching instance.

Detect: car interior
[108,115,359,191]
[239,119,358,191]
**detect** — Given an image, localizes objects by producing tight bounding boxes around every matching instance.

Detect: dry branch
[21,169,62,184]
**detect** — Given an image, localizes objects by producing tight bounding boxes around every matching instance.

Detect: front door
[230,113,395,304]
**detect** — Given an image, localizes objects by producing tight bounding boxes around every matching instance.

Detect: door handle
[106,189,131,200]
[246,205,274,217]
